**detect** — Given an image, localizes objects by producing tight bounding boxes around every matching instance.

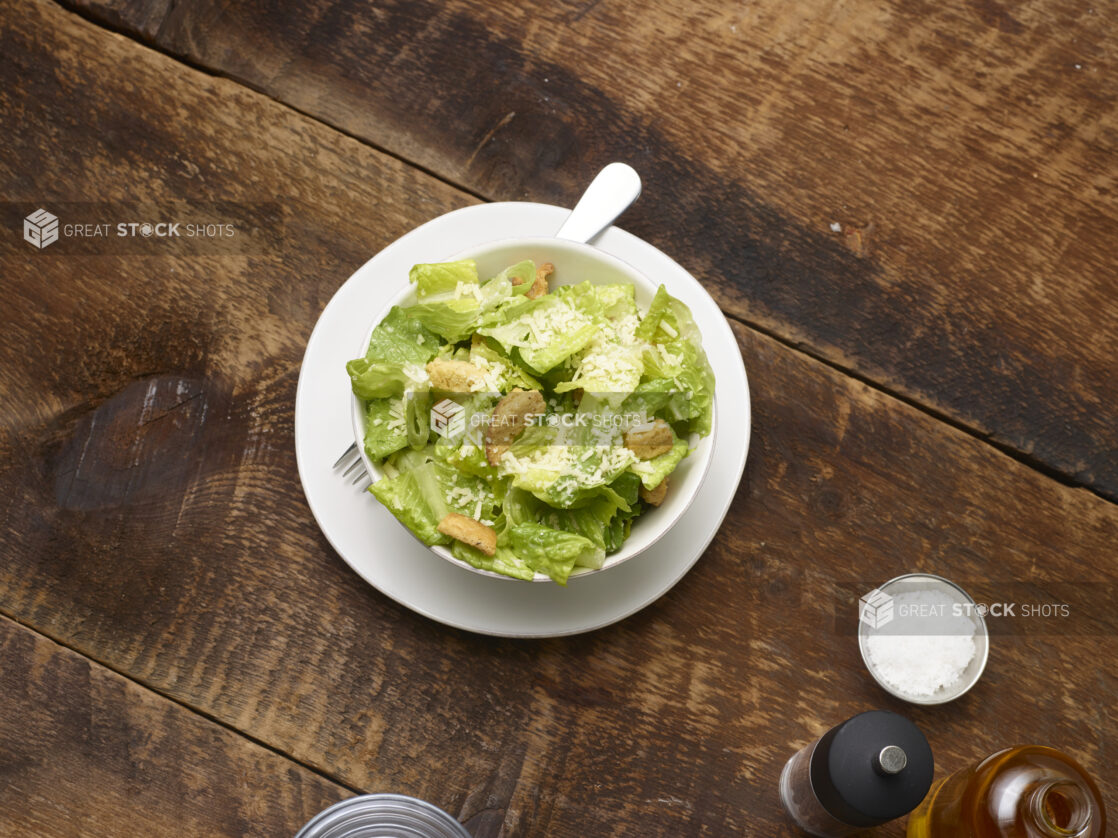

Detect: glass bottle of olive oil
[907,746,1105,837]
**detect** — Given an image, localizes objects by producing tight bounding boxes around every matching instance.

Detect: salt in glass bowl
[858,572,990,705]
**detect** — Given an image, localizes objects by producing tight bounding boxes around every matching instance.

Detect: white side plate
[295,202,750,637]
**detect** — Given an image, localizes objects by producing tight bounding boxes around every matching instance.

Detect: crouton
[639,478,669,507]
[624,418,674,459]
[529,262,553,299]
[437,513,497,556]
[485,387,546,465]
[512,262,552,301]
[426,359,484,393]
[513,262,551,299]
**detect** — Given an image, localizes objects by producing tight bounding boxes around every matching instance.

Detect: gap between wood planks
[46,0,1116,509]
[0,605,367,801]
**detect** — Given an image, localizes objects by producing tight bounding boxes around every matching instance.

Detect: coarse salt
[865,590,976,697]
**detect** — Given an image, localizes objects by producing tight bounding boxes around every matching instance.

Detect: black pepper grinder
[779,710,934,837]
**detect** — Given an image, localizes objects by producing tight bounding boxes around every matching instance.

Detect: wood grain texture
[70,0,170,40]
[60,0,1118,499]
[1,2,1115,837]
[0,614,348,837]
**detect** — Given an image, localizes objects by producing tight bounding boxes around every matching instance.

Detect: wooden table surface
[2,0,1115,834]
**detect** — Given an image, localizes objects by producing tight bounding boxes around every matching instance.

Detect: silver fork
[333,442,372,490]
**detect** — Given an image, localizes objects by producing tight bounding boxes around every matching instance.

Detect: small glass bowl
[858,573,989,705]
[294,794,472,838]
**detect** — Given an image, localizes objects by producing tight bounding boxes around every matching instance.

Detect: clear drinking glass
[294,794,472,838]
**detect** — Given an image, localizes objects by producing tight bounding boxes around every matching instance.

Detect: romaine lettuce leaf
[370,458,497,546]
[433,435,497,481]
[431,459,499,522]
[347,360,408,400]
[593,283,638,320]
[479,288,600,374]
[664,294,715,436]
[552,280,605,314]
[369,461,450,546]
[363,398,408,461]
[386,447,434,475]
[609,471,643,507]
[473,300,538,349]
[502,487,541,528]
[504,488,616,566]
[488,259,535,288]
[531,471,643,555]
[522,499,612,568]
[603,505,639,554]
[407,261,538,343]
[619,377,689,427]
[508,523,600,584]
[347,359,429,400]
[555,340,644,402]
[410,260,478,300]
[348,307,438,399]
[499,395,639,504]
[405,297,482,343]
[630,434,689,490]
[450,539,536,581]
[635,285,672,342]
[641,342,685,380]
[468,335,544,392]
[537,455,635,508]
[659,338,714,436]
[362,306,441,365]
[405,390,431,450]
[632,287,715,436]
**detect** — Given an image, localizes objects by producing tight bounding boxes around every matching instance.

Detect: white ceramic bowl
[351,236,717,581]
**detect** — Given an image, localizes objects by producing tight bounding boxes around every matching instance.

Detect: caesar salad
[346,258,715,584]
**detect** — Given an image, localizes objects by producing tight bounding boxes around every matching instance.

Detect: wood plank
[61,0,1118,499]
[0,614,348,837]
[1,3,1115,836]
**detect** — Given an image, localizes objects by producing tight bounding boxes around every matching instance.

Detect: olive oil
[907,746,1105,837]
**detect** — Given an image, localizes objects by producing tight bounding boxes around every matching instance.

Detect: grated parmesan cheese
[453,281,484,302]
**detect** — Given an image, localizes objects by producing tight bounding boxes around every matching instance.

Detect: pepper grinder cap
[809,710,934,828]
